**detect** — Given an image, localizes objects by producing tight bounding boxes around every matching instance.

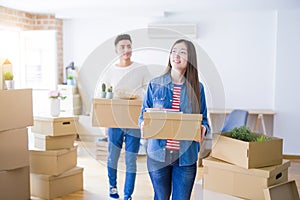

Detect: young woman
[139,39,210,200]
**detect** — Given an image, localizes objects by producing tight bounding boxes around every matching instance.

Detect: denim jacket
[139,73,210,166]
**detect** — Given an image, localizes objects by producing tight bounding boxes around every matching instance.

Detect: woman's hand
[200,125,206,143]
[140,121,147,139]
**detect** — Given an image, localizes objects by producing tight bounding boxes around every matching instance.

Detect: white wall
[274,10,300,155]
[63,8,300,155]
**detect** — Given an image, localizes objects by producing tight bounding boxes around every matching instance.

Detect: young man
[99,34,151,200]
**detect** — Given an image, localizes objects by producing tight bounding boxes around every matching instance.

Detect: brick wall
[0,6,64,83]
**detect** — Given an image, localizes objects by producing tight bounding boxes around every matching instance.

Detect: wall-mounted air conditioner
[148,23,197,38]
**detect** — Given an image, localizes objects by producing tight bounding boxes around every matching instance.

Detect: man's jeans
[107,128,141,197]
[147,150,197,200]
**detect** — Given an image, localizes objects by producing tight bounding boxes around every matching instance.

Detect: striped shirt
[166,84,182,150]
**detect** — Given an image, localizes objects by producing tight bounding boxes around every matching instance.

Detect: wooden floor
[35,140,300,200]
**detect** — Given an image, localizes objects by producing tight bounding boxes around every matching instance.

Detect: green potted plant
[229,126,270,142]
[3,71,14,90]
[100,83,106,98]
[106,86,113,99]
[66,75,74,85]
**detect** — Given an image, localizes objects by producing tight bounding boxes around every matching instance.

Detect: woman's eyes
[171,50,187,56]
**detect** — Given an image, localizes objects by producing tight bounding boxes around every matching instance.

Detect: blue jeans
[147,150,197,200]
[107,128,141,198]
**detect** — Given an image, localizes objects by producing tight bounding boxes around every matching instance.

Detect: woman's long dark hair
[164,39,200,113]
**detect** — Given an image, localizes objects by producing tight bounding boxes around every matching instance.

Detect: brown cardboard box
[0,89,33,132]
[0,166,30,200]
[143,112,202,141]
[34,133,76,150]
[92,98,142,128]
[264,180,300,200]
[31,115,79,136]
[30,146,77,175]
[31,166,83,200]
[203,157,290,200]
[211,132,283,168]
[0,128,29,170]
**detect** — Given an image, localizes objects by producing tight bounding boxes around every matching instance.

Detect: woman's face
[170,42,188,73]
[115,39,132,60]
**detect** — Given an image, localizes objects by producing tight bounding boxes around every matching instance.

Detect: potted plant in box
[3,71,14,90]
[66,75,74,85]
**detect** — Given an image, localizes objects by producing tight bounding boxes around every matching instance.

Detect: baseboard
[283,154,300,160]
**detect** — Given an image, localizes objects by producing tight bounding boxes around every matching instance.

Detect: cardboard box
[0,128,29,170]
[264,180,300,200]
[0,166,30,200]
[0,89,33,132]
[211,132,283,168]
[34,133,75,150]
[143,112,202,141]
[92,98,142,128]
[203,157,290,200]
[30,146,77,175]
[31,115,79,136]
[31,166,83,200]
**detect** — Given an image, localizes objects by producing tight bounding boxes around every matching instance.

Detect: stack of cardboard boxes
[203,132,300,200]
[30,115,83,199]
[0,89,33,200]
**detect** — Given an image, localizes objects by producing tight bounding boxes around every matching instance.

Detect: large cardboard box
[30,146,77,175]
[0,128,29,170]
[0,166,30,200]
[264,180,300,200]
[143,112,202,141]
[0,89,33,132]
[211,132,283,168]
[31,115,78,136]
[92,98,142,128]
[203,157,290,200]
[34,133,75,150]
[31,166,83,200]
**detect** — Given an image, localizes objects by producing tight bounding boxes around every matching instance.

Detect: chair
[220,109,249,132]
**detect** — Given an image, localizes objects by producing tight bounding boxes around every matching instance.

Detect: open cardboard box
[203,157,290,200]
[211,132,283,168]
[92,98,142,128]
[143,112,202,141]
[264,180,300,200]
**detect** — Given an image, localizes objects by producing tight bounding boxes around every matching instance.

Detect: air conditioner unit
[148,23,197,38]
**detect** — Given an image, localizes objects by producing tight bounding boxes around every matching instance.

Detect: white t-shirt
[96,62,151,98]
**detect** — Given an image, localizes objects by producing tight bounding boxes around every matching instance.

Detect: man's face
[115,39,132,60]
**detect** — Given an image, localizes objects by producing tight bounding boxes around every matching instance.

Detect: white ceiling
[0,0,300,19]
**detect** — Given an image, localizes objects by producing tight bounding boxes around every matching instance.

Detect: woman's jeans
[107,128,141,197]
[147,150,197,200]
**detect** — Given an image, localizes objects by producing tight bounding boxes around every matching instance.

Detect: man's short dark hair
[114,34,132,46]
